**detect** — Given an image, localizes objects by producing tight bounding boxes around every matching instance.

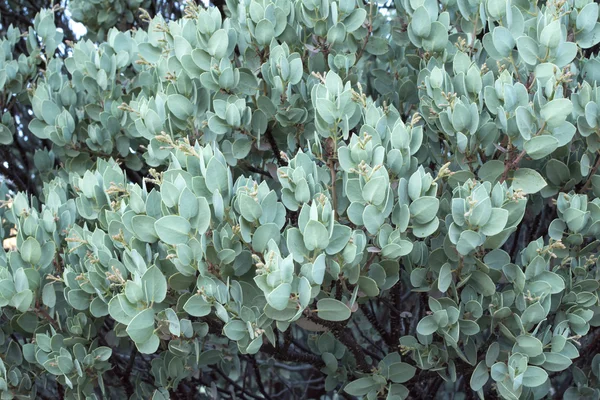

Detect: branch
[306,314,372,373]
[264,127,288,167]
[358,302,393,347]
[240,161,272,178]
[249,356,272,400]
[212,367,266,400]
[0,147,29,192]
[354,0,375,65]
[34,307,60,330]
[499,149,527,183]
[389,281,401,343]
[262,342,324,368]
[122,346,137,397]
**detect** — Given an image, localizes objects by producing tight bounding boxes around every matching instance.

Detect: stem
[354,0,374,65]
[329,159,337,220]
[499,122,545,183]
[499,149,526,183]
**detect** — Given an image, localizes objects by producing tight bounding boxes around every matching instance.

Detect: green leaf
[174,36,192,60]
[266,283,291,310]
[409,196,439,224]
[11,290,33,313]
[542,352,572,372]
[493,26,515,57]
[208,29,229,59]
[421,22,448,52]
[108,294,136,325]
[303,220,330,251]
[511,168,548,194]
[326,224,352,255]
[223,320,247,341]
[167,94,194,120]
[416,315,438,335]
[239,194,262,222]
[155,216,191,245]
[21,237,41,264]
[524,135,559,160]
[0,124,13,145]
[469,270,496,296]
[412,218,439,238]
[540,99,572,128]
[252,223,280,253]
[577,3,599,32]
[68,289,91,310]
[480,208,509,236]
[142,266,168,304]
[312,254,326,285]
[179,188,199,220]
[255,19,275,45]
[486,342,500,367]
[365,36,389,55]
[469,197,492,227]
[388,362,416,383]
[317,298,351,321]
[42,283,56,308]
[516,335,543,357]
[522,366,548,388]
[132,215,159,243]
[517,36,539,65]
[362,176,387,206]
[344,8,367,32]
[438,263,452,292]
[327,23,346,45]
[36,15,55,39]
[205,158,228,194]
[540,19,561,49]
[126,309,155,343]
[183,294,211,317]
[137,334,160,354]
[456,230,482,255]
[41,101,61,125]
[411,7,431,38]
[344,377,377,396]
[521,302,546,328]
[470,361,489,391]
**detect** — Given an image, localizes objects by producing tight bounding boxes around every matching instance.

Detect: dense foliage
[1,0,600,399]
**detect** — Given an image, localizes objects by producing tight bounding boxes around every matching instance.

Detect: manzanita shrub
[1,0,600,398]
